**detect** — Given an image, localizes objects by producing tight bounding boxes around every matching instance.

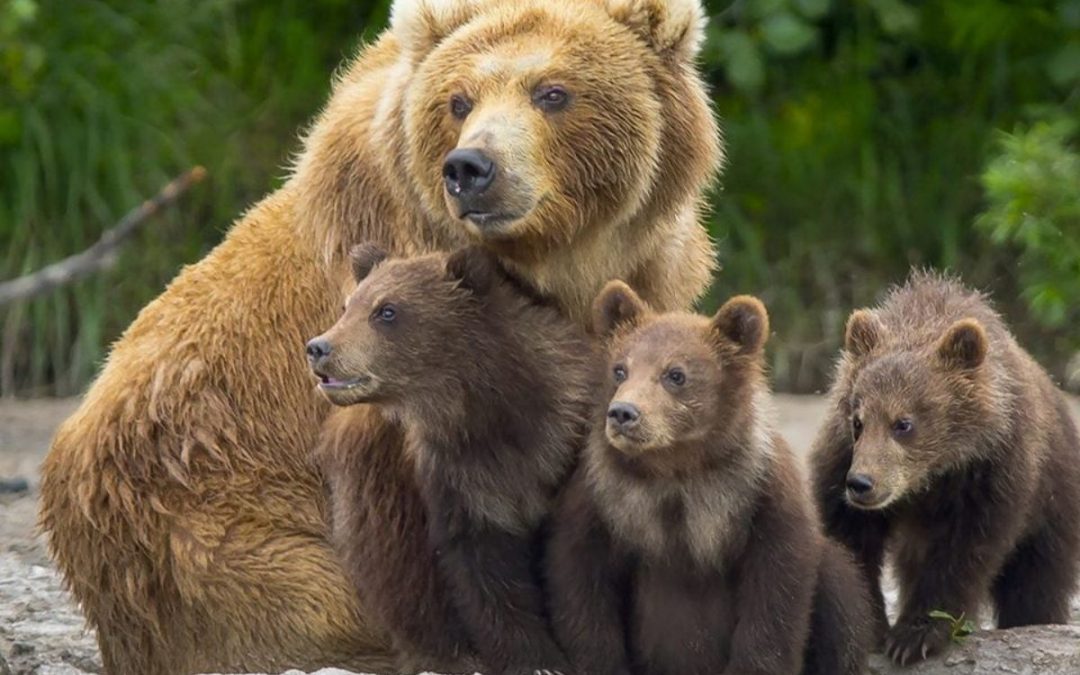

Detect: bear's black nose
[305,337,332,365]
[442,148,496,198]
[845,473,875,496]
[607,401,641,427]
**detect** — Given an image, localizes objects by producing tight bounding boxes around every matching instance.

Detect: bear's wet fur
[810,271,1080,666]
[546,281,872,675]
[310,244,597,674]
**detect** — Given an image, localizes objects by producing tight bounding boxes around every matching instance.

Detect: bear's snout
[607,401,641,429]
[443,148,496,200]
[305,337,332,366]
[845,472,874,497]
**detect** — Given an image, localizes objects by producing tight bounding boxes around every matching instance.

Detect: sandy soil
[2,394,1078,674]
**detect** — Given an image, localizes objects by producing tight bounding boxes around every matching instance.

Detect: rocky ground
[2,395,1078,675]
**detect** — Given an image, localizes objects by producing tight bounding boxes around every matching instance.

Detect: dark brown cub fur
[546,281,872,675]
[810,271,1080,666]
[309,244,595,675]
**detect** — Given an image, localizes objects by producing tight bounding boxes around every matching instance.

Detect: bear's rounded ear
[712,295,769,355]
[446,245,498,295]
[603,0,707,61]
[937,319,988,371]
[592,280,647,338]
[844,310,886,358]
[391,0,481,61]
[350,242,389,283]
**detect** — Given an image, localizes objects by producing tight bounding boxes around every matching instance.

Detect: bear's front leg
[810,420,892,646]
[437,525,569,675]
[546,476,633,675]
[722,494,818,675]
[888,502,1015,667]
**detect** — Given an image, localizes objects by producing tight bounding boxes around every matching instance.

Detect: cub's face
[592,281,769,456]
[841,311,991,510]
[305,244,495,408]
[398,0,704,255]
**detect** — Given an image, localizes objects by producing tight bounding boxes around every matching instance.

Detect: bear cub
[307,244,596,675]
[810,271,1080,666]
[546,281,872,675]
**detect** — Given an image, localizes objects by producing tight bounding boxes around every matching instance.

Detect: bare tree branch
[0,166,207,307]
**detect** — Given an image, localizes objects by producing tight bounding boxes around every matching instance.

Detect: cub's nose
[607,401,641,428]
[442,148,496,198]
[845,473,875,497]
[305,337,332,365]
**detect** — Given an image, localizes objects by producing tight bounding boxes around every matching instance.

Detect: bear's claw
[885,618,951,666]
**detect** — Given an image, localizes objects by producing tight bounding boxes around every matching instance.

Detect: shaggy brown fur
[546,282,872,675]
[810,271,1080,666]
[309,244,595,674]
[38,0,721,672]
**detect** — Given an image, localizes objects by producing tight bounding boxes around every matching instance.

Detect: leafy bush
[977,120,1080,334]
[700,0,1080,390]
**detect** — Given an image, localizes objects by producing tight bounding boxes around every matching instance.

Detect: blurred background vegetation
[1,0,1078,396]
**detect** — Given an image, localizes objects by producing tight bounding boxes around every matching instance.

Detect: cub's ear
[445,246,498,295]
[349,242,389,283]
[603,0,707,61]
[937,319,988,371]
[592,280,647,338]
[844,310,886,358]
[712,295,769,355]
[391,0,481,61]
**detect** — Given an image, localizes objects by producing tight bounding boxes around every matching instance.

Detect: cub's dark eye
[613,364,627,383]
[665,368,686,386]
[533,85,569,112]
[852,416,864,440]
[374,303,397,323]
[892,418,914,436]
[449,94,472,120]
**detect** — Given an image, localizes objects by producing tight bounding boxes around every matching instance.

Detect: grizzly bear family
[40,0,720,672]
[37,0,1079,673]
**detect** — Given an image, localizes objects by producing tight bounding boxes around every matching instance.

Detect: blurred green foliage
[1,0,1078,395]
[701,0,1080,390]
[978,120,1080,333]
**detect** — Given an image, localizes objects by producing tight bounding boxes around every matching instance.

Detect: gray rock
[0,478,29,495]
[868,624,1080,675]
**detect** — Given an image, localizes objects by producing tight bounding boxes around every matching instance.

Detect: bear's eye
[449,94,472,120]
[852,416,864,440]
[533,85,569,113]
[665,368,686,387]
[373,303,397,323]
[613,364,627,383]
[892,418,914,436]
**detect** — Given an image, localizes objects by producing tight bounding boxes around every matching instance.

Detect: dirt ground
[2,394,1079,674]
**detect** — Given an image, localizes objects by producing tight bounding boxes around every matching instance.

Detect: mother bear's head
[297,0,722,319]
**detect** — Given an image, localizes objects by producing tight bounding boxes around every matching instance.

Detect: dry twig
[0,166,207,306]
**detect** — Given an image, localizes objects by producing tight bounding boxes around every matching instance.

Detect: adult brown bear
[38,0,721,673]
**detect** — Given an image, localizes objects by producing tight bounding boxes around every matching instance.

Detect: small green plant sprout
[928,610,977,644]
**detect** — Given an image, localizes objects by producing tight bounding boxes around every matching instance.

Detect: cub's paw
[885,618,951,666]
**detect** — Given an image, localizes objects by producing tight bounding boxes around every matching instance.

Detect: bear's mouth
[845,490,894,511]
[605,425,651,452]
[462,210,520,229]
[315,373,371,391]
